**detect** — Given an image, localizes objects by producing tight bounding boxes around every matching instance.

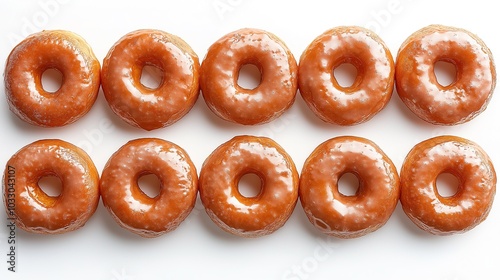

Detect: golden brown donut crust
[400,136,496,235]
[100,138,198,237]
[200,28,298,125]
[299,26,394,125]
[199,136,299,237]
[3,139,99,234]
[4,30,100,127]
[102,29,200,131]
[395,25,496,125]
[300,136,400,238]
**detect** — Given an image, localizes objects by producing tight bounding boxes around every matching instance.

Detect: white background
[1,0,499,279]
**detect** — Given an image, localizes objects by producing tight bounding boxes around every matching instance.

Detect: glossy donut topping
[200,28,298,125]
[395,25,496,125]
[199,136,299,237]
[100,138,198,237]
[300,136,400,238]
[400,136,496,235]
[102,29,200,130]
[4,30,101,127]
[3,139,100,234]
[299,26,395,125]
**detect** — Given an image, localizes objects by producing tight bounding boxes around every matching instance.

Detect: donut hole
[41,68,63,93]
[237,64,262,90]
[38,175,63,197]
[238,173,263,198]
[338,172,359,196]
[436,172,460,197]
[137,173,162,198]
[333,63,358,88]
[140,65,163,90]
[434,60,457,87]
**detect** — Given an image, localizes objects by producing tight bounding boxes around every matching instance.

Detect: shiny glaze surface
[199,136,299,237]
[299,26,394,125]
[300,136,400,238]
[100,138,198,237]
[400,136,496,235]
[200,28,298,125]
[102,30,200,131]
[395,25,496,125]
[4,30,100,127]
[2,139,99,234]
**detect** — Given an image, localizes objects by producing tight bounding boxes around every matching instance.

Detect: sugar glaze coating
[4,30,100,127]
[400,136,496,235]
[102,30,200,130]
[100,138,198,237]
[300,136,400,238]
[200,28,298,125]
[299,26,394,125]
[395,25,496,125]
[3,139,99,234]
[199,136,299,237]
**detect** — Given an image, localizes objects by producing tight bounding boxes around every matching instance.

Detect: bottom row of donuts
[3,135,496,238]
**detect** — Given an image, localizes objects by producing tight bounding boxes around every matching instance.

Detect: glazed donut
[200,28,298,125]
[299,26,395,125]
[395,25,496,125]
[102,29,200,131]
[3,139,99,234]
[300,136,400,238]
[4,30,100,127]
[199,136,299,237]
[100,138,198,237]
[400,136,496,235]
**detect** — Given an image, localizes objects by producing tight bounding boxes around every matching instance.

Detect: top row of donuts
[4,25,496,130]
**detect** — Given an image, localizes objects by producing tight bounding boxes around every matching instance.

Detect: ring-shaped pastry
[5,30,100,127]
[199,136,299,237]
[400,136,496,235]
[3,139,99,234]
